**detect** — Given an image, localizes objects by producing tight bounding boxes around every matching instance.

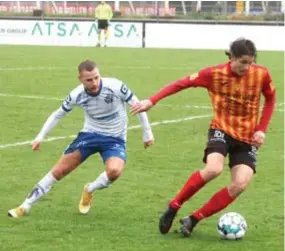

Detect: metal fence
[0,1,284,19]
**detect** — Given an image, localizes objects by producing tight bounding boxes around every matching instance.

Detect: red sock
[169,171,205,211]
[192,187,235,221]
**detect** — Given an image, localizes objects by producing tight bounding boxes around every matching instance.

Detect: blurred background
[0,1,284,21]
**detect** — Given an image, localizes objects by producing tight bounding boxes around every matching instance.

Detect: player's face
[79,68,101,95]
[231,55,255,76]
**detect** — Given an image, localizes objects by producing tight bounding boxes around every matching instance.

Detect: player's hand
[32,140,41,151]
[144,139,154,149]
[251,131,265,147]
[131,100,153,115]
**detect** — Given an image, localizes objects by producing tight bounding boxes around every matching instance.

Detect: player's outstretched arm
[127,95,154,148]
[32,107,68,151]
[118,81,154,148]
[131,71,211,115]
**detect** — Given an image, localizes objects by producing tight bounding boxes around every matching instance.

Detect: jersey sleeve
[255,69,276,132]
[149,67,212,105]
[262,70,276,96]
[188,67,213,87]
[118,81,134,103]
[61,90,77,112]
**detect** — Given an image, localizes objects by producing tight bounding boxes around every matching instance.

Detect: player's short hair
[78,60,98,73]
[225,38,257,60]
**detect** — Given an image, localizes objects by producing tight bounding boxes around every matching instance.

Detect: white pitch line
[0,93,216,109]
[161,104,212,109]
[162,104,284,112]
[0,114,211,149]
[0,92,212,109]
[0,93,63,101]
[0,93,283,112]
[0,66,73,71]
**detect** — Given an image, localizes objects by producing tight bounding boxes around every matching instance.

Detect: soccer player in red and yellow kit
[131,38,276,237]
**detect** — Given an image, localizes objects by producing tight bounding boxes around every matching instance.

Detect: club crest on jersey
[104,94,114,104]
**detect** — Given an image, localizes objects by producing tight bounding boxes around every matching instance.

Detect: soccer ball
[217,212,247,240]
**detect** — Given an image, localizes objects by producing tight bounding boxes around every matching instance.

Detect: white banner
[0,20,143,47]
[145,23,285,51]
[0,20,284,51]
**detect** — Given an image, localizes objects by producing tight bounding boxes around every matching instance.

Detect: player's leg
[159,129,227,234]
[228,164,254,197]
[227,144,256,198]
[179,143,256,237]
[104,28,108,47]
[8,151,82,218]
[79,139,126,214]
[89,157,125,190]
[79,157,125,214]
[8,132,94,218]
[97,29,102,47]
[96,20,103,47]
[103,21,110,47]
[170,152,225,210]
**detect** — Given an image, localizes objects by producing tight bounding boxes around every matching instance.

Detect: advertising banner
[0,20,143,47]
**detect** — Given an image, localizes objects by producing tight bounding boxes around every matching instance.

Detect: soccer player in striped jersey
[8,60,154,218]
[131,38,276,236]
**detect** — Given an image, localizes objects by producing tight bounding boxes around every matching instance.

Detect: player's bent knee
[202,153,224,180]
[106,163,124,180]
[228,180,250,197]
[202,164,223,181]
[106,167,122,181]
[105,157,125,180]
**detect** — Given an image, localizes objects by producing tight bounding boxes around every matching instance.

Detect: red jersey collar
[226,61,249,78]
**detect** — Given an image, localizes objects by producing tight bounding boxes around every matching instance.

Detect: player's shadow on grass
[167,230,249,245]
[164,229,220,242]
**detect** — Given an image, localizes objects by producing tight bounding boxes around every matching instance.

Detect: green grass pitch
[0,45,283,251]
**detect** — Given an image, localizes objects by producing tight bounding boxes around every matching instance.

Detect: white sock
[87,172,112,193]
[21,172,57,210]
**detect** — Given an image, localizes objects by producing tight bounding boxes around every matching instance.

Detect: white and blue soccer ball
[217,212,247,240]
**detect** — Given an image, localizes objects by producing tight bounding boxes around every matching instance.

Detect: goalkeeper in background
[95,1,113,47]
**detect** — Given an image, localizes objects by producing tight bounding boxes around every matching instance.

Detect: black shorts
[203,129,258,172]
[97,20,109,30]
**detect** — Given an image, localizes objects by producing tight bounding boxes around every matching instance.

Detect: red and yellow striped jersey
[150,62,276,144]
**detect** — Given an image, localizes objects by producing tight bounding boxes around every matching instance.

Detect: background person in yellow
[95,1,113,47]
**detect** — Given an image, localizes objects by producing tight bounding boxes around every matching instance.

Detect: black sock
[190,215,199,227]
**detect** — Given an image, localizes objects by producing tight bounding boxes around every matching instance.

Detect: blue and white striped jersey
[62,78,133,140]
[34,77,153,144]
